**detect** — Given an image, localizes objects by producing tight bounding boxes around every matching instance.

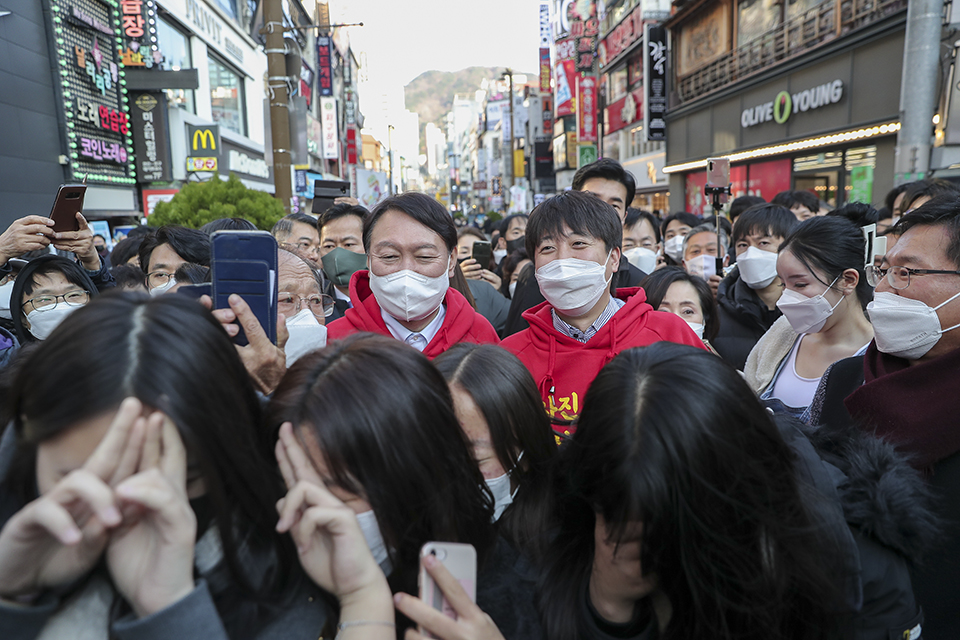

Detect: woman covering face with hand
[0,293,392,640]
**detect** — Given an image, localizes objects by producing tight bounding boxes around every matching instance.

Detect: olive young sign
[741,80,843,128]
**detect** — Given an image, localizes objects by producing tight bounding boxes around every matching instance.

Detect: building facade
[662,0,907,214]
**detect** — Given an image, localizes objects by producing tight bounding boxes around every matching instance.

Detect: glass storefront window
[604,132,621,162]
[156,17,194,113]
[792,146,876,207]
[211,0,237,20]
[209,56,246,136]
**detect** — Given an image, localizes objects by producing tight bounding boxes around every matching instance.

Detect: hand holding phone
[0,216,55,264]
[49,184,86,233]
[418,542,476,637]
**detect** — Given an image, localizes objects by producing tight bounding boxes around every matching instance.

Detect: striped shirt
[551,296,625,343]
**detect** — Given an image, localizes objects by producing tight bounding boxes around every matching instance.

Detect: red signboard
[598,4,644,68]
[684,159,791,214]
[605,87,643,134]
[346,126,358,165]
[576,74,598,143]
[555,59,577,117]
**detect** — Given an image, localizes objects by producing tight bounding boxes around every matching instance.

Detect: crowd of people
[0,159,957,639]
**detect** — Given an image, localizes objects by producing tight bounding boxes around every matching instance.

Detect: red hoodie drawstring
[544,335,558,407]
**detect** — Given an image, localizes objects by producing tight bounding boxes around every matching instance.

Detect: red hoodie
[326,270,499,358]
[500,287,707,436]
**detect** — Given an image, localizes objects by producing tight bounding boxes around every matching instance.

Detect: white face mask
[493,249,508,263]
[368,263,450,323]
[623,247,657,274]
[664,235,686,262]
[0,280,15,320]
[685,319,705,340]
[737,246,779,290]
[535,251,613,318]
[356,509,392,575]
[26,304,81,340]
[685,254,716,280]
[776,276,843,334]
[485,451,522,521]
[867,290,960,360]
[283,308,328,367]
[508,281,518,299]
[150,277,177,297]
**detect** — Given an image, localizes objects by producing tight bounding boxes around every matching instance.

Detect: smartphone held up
[418,542,477,639]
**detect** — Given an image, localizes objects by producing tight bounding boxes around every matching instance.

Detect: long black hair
[433,344,556,560]
[779,203,877,309]
[11,255,99,344]
[6,293,300,636]
[267,334,495,597]
[538,343,843,640]
[640,266,719,342]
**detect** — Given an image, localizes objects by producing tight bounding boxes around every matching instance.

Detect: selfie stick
[704,183,731,276]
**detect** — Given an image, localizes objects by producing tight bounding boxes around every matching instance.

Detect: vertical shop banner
[346,127,358,164]
[320,97,338,159]
[130,92,171,181]
[186,124,220,171]
[577,75,598,143]
[53,0,137,183]
[643,24,667,141]
[119,0,161,68]
[540,48,552,91]
[300,61,314,109]
[317,36,333,97]
[539,1,551,91]
[555,59,576,116]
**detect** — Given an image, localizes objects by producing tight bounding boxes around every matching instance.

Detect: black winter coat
[713,267,781,370]
[816,356,960,640]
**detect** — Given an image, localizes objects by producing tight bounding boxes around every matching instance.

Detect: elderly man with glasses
[812,196,960,639]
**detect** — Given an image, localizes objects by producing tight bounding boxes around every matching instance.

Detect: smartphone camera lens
[430,548,448,561]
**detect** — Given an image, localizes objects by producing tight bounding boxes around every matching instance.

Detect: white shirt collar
[333,286,351,303]
[380,304,446,352]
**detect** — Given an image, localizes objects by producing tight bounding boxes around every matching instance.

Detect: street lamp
[500,68,514,191]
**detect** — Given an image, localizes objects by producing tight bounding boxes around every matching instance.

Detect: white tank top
[770,335,822,410]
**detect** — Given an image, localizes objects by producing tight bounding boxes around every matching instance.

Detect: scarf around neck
[844,342,960,471]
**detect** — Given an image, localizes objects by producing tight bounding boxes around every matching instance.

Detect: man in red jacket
[326,192,498,357]
[501,191,706,435]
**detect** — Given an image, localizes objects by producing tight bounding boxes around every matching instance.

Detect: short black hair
[773,190,819,213]
[93,234,106,242]
[110,236,142,268]
[732,204,799,246]
[318,203,370,233]
[110,264,146,290]
[525,190,622,257]
[458,227,486,243]
[900,179,960,213]
[572,158,636,206]
[884,184,909,213]
[641,266,719,342]
[729,195,765,222]
[895,195,960,269]
[138,226,211,272]
[200,217,257,235]
[364,192,458,254]
[502,213,529,234]
[660,212,700,238]
[624,208,662,244]
[126,225,154,240]
[173,262,211,285]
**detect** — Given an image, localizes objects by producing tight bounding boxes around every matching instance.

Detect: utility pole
[503,68,515,192]
[894,0,944,184]
[263,0,292,213]
[387,124,395,194]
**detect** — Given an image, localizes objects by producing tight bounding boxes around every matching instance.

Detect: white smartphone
[418,542,477,638]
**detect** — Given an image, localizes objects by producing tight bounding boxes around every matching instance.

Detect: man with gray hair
[681,223,730,296]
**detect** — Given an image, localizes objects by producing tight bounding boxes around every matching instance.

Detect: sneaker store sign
[741,80,843,128]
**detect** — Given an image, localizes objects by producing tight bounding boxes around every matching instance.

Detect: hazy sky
[337,0,542,92]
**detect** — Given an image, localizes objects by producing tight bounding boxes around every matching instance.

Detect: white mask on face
[685,320,705,340]
[623,247,657,274]
[737,246,779,289]
[664,235,686,262]
[685,254,716,280]
[493,249,508,263]
[150,277,177,297]
[283,308,328,367]
[369,264,450,323]
[868,290,960,360]
[776,276,843,334]
[485,451,522,521]
[26,304,80,341]
[535,251,613,317]
[0,280,15,320]
[508,281,518,299]
[356,509,392,575]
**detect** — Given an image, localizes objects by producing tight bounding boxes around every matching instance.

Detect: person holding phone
[455,229,509,335]
[268,334,543,640]
[0,293,395,640]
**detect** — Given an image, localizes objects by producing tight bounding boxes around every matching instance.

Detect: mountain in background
[404,66,535,156]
